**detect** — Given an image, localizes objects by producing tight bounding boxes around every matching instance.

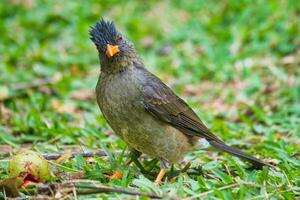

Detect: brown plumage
[90,19,272,183]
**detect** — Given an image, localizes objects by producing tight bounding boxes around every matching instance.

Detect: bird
[89,19,272,184]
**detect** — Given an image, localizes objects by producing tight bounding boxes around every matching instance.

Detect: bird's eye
[116,35,123,42]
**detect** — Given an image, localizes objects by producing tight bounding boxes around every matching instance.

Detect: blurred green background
[0,0,299,199]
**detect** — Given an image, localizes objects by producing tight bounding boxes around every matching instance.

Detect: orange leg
[154,169,166,185]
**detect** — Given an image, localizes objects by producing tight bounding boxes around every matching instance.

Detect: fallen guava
[8,150,50,186]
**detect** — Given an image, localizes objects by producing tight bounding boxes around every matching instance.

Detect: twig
[43,151,107,160]
[71,185,163,199]
[36,182,163,199]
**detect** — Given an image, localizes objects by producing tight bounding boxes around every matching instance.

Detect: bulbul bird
[90,19,272,184]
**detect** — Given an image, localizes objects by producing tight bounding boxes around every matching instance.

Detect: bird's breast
[95,69,196,164]
[96,69,144,136]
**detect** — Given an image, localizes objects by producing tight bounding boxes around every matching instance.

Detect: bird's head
[90,19,137,73]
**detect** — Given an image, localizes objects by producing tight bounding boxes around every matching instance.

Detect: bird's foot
[154,168,166,185]
[154,159,170,185]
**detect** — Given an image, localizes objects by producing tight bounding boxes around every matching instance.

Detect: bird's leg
[154,159,170,185]
[127,148,147,172]
[126,148,159,174]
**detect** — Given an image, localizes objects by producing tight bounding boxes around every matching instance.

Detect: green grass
[0,0,299,199]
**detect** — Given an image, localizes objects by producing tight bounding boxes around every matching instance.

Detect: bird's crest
[89,19,118,47]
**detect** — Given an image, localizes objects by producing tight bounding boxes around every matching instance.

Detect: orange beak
[106,44,120,57]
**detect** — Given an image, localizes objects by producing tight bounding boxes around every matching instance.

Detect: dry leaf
[104,130,115,136]
[0,176,23,197]
[0,103,13,122]
[266,158,280,165]
[70,89,94,101]
[51,99,76,114]
[55,152,72,164]
[39,85,52,95]
[70,65,81,76]
[69,171,84,180]
[0,145,12,157]
[140,36,154,48]
[86,157,96,164]
[280,55,296,65]
[158,44,172,56]
[9,0,35,9]
[106,171,123,180]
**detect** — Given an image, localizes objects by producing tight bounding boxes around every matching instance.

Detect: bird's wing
[142,73,273,169]
[142,75,221,142]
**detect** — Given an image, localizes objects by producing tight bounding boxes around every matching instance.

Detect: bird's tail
[209,140,273,169]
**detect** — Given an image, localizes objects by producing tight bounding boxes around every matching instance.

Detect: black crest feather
[89,19,118,47]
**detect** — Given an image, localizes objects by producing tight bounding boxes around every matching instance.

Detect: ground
[0,0,299,199]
